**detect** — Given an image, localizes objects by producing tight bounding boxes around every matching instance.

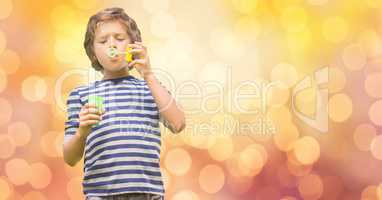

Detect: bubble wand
[106,47,134,63]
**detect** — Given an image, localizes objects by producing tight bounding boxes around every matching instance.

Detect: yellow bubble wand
[106,47,134,63]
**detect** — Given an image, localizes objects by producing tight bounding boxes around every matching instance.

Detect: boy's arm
[144,73,186,133]
[63,104,102,166]
[63,127,88,166]
[127,41,185,133]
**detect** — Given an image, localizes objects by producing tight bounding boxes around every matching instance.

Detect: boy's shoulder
[68,75,148,96]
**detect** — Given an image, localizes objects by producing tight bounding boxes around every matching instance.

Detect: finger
[82,108,100,115]
[128,48,145,54]
[80,120,100,127]
[80,114,101,121]
[84,103,98,109]
[128,59,145,67]
[128,43,146,50]
[134,41,146,48]
[91,108,102,114]
[129,49,146,60]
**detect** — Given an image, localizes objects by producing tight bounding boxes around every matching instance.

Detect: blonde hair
[84,7,142,71]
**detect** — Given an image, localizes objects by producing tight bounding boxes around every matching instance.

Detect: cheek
[117,41,129,50]
[93,45,106,60]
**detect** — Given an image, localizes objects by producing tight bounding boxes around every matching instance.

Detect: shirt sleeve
[64,87,82,144]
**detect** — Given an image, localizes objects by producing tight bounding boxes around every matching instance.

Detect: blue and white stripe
[64,75,164,197]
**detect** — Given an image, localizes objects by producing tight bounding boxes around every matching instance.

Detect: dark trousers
[86,193,163,200]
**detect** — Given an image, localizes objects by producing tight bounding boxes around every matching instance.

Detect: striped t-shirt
[64,75,164,198]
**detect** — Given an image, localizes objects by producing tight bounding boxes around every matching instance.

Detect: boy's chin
[104,64,128,72]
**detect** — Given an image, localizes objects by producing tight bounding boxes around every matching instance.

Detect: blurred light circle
[0,0,12,19]
[21,76,48,102]
[5,158,30,185]
[234,16,262,40]
[143,0,169,14]
[209,28,246,61]
[40,131,62,157]
[238,146,264,177]
[369,100,382,126]
[281,6,308,33]
[28,162,52,189]
[0,134,15,159]
[292,136,320,165]
[0,49,20,74]
[358,30,382,57]
[171,190,199,200]
[342,44,366,71]
[164,32,193,54]
[371,135,382,160]
[273,124,300,152]
[267,83,290,107]
[226,175,253,194]
[329,67,346,93]
[246,143,268,164]
[232,0,258,14]
[365,73,382,98]
[353,123,377,151]
[187,132,216,149]
[0,97,12,126]
[0,177,11,199]
[199,164,225,194]
[208,136,233,161]
[0,68,7,93]
[22,191,47,200]
[328,93,353,122]
[322,16,348,43]
[55,133,64,157]
[298,174,324,200]
[271,63,298,88]
[268,105,292,123]
[294,86,316,117]
[7,121,32,147]
[286,160,313,177]
[165,148,192,176]
[150,12,176,39]
[225,154,243,178]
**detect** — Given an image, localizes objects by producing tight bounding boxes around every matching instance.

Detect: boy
[63,7,185,200]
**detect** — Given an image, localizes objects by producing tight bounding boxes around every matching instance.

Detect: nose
[108,37,116,48]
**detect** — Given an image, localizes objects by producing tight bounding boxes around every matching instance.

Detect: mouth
[106,47,119,58]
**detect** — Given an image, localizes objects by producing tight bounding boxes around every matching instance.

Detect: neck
[102,69,130,80]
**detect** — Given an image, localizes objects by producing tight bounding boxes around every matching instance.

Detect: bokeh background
[1,0,382,199]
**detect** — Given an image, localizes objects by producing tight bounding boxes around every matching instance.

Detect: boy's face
[93,20,132,72]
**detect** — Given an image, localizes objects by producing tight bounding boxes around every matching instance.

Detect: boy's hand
[78,103,103,138]
[127,41,153,79]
